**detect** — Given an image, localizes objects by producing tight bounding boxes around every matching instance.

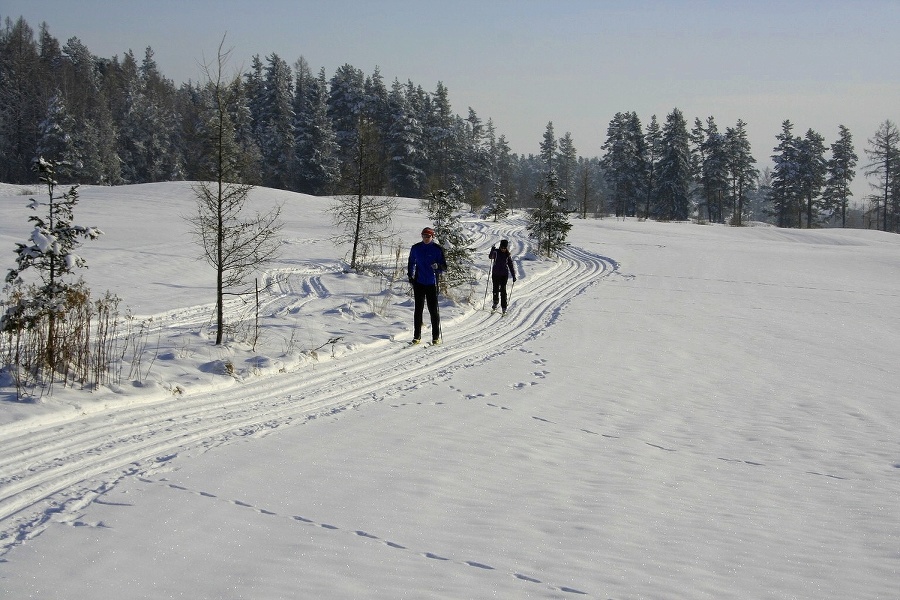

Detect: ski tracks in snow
[0,219,617,560]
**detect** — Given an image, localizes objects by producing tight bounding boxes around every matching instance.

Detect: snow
[0,181,898,599]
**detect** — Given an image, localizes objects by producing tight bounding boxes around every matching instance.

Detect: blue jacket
[408,241,446,285]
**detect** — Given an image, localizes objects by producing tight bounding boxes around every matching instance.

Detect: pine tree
[260,53,295,190]
[485,181,510,221]
[35,92,78,168]
[574,157,601,219]
[0,17,44,183]
[822,125,858,227]
[725,119,758,226]
[296,67,340,194]
[601,111,646,218]
[424,183,474,292]
[643,115,663,219]
[425,82,454,187]
[690,116,728,223]
[329,63,367,161]
[796,128,827,228]
[540,121,556,173]
[495,135,516,209]
[557,132,578,204]
[118,47,182,183]
[385,78,425,197]
[528,171,572,257]
[2,158,103,368]
[770,120,801,228]
[654,108,692,221]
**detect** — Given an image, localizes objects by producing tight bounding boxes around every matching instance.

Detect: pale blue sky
[4,0,899,188]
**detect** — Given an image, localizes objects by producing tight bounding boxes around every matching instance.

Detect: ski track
[0,218,617,564]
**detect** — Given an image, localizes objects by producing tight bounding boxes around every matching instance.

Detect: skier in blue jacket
[407,227,447,344]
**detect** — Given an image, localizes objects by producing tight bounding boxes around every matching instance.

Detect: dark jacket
[489,247,515,279]
[408,241,446,285]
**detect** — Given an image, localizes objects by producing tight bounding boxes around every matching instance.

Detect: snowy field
[0,181,898,599]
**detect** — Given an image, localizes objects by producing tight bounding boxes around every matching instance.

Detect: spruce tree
[485,181,510,221]
[796,128,827,228]
[296,68,340,194]
[770,120,801,228]
[557,132,578,204]
[691,116,729,223]
[2,158,103,369]
[601,111,646,218]
[643,115,663,219]
[385,78,425,196]
[528,171,572,257]
[260,53,295,190]
[822,125,858,227]
[424,183,474,293]
[654,108,692,221]
[540,121,556,173]
[725,119,758,226]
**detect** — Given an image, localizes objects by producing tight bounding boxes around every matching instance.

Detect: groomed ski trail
[0,218,617,554]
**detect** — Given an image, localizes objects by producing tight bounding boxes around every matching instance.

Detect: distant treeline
[2,16,897,230]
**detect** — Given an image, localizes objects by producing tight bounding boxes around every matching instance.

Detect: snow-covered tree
[822,125,858,227]
[385,78,425,197]
[296,67,341,195]
[725,119,758,226]
[118,47,182,183]
[425,81,454,187]
[35,92,78,168]
[539,121,556,173]
[556,132,578,204]
[654,108,692,221]
[528,170,572,257]
[259,53,295,190]
[796,128,827,228]
[0,17,44,183]
[643,115,663,219]
[770,120,801,228]
[601,111,646,217]
[329,63,366,161]
[495,134,517,209]
[484,181,510,222]
[2,157,103,368]
[424,183,475,292]
[692,116,729,223]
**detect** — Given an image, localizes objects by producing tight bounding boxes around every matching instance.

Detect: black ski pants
[492,275,509,310]
[413,282,440,341]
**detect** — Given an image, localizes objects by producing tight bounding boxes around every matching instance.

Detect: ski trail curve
[0,222,617,554]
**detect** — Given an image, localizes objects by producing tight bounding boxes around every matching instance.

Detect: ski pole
[433,263,444,344]
[482,264,491,310]
[483,246,496,310]
[507,278,516,306]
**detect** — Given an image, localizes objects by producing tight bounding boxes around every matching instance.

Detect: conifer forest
[3,15,899,231]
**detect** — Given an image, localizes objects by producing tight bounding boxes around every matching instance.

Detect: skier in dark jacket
[407,227,447,344]
[489,239,516,314]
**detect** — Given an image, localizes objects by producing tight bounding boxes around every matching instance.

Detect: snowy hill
[0,182,898,599]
